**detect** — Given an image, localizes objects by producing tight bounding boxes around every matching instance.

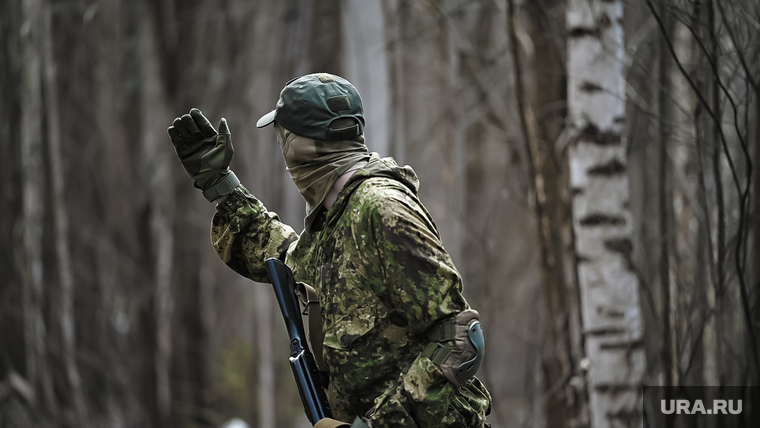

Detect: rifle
[264,258,332,425]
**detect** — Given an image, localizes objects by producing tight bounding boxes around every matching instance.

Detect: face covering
[275,123,370,232]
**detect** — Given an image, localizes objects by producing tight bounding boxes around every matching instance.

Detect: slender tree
[522,0,591,425]
[42,0,89,424]
[140,0,175,423]
[19,0,58,415]
[566,0,646,425]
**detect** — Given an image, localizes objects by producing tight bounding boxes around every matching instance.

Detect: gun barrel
[265,258,332,425]
[291,349,331,423]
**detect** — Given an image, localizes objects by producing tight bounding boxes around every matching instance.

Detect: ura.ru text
[661,399,742,415]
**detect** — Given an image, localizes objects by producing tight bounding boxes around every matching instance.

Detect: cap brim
[256,110,276,128]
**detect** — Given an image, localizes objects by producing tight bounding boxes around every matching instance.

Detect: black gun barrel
[265,258,332,425]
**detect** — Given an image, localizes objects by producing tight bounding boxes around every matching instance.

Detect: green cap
[256,73,365,141]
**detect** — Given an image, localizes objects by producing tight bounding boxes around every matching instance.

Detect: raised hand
[168,108,239,201]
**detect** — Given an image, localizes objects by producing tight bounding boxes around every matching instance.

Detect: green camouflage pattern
[211,157,491,427]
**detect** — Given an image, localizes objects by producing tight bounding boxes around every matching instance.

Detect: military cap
[256,73,365,141]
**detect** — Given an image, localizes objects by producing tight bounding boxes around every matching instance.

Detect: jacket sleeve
[211,185,299,283]
[354,183,470,426]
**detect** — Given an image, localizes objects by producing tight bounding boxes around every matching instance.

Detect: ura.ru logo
[661,399,742,415]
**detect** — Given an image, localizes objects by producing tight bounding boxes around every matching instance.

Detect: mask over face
[275,122,369,233]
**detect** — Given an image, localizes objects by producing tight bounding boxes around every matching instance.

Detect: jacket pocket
[323,305,376,351]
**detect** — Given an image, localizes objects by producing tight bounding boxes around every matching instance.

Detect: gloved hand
[167,108,240,202]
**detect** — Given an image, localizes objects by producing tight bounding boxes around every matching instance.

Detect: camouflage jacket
[211,157,491,427]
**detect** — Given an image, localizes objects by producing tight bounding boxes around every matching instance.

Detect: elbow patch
[422,309,485,388]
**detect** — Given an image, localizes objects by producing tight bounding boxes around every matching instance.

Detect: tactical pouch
[422,309,485,388]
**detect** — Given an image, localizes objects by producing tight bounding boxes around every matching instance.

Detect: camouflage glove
[167,108,240,202]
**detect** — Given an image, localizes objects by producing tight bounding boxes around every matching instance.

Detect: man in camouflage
[168,73,491,427]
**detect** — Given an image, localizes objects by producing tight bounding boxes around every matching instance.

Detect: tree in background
[1,0,760,427]
[566,0,646,426]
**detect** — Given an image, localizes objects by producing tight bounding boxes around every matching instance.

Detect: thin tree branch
[716,0,758,91]
[647,0,759,378]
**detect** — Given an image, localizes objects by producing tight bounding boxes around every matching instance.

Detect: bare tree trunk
[688,0,729,385]
[710,0,758,384]
[666,10,709,387]
[381,0,407,165]
[507,0,547,289]
[341,0,390,156]
[41,1,89,425]
[254,286,275,428]
[669,14,716,388]
[706,0,727,387]
[19,0,57,415]
[754,86,760,374]
[522,0,590,425]
[140,1,174,423]
[93,0,139,413]
[656,4,675,389]
[695,73,720,386]
[442,0,466,265]
[509,1,570,426]
[567,0,646,425]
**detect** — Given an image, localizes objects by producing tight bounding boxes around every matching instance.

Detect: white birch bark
[567,1,646,426]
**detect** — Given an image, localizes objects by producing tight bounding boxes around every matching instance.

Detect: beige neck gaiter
[275,123,369,232]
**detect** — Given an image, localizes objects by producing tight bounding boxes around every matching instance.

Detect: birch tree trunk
[567,1,646,426]
[523,0,590,424]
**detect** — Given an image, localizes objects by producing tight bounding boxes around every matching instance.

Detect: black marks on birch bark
[588,158,626,176]
[599,13,612,29]
[580,81,604,92]
[579,213,626,226]
[569,27,599,38]
[597,306,625,318]
[586,327,626,337]
[581,123,621,146]
[605,237,634,269]
[599,338,644,351]
[594,383,639,394]
[604,237,632,255]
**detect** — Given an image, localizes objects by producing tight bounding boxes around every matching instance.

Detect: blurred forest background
[1,0,759,427]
